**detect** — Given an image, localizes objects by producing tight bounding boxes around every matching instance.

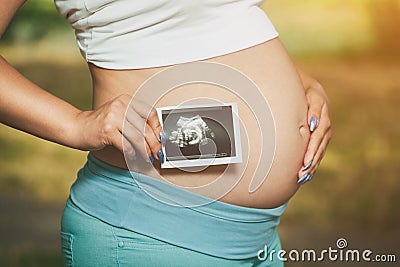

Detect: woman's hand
[297,69,332,184]
[73,94,164,163]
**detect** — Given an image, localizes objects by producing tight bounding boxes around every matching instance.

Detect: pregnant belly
[91,38,310,208]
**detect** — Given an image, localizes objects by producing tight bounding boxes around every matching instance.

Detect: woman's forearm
[0,55,83,149]
[0,55,163,159]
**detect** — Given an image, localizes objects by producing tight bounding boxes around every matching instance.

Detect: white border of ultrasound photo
[156,102,242,169]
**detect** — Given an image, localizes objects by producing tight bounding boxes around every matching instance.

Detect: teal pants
[61,197,284,267]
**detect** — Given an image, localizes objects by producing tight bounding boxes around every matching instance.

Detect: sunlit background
[0,0,399,266]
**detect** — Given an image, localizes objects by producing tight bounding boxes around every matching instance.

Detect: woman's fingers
[110,131,136,160]
[299,102,331,179]
[300,89,324,168]
[295,69,331,183]
[127,98,164,162]
[144,123,164,162]
[122,121,152,160]
[130,99,163,139]
[98,95,137,159]
[125,108,163,161]
[309,131,331,175]
[305,89,324,133]
[301,115,325,171]
[145,106,163,138]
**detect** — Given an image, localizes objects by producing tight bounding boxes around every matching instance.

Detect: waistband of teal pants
[69,154,287,260]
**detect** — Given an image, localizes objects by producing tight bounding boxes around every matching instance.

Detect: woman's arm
[296,67,332,181]
[0,0,26,36]
[0,56,81,148]
[0,0,162,161]
[0,1,76,146]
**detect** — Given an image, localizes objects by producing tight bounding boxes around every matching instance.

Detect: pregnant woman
[1,0,331,266]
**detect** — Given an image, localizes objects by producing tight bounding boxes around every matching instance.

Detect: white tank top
[54,0,278,70]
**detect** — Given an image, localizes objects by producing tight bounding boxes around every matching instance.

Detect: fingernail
[306,174,314,182]
[149,154,155,164]
[157,150,165,164]
[159,132,166,146]
[302,160,313,171]
[298,173,310,184]
[309,117,318,132]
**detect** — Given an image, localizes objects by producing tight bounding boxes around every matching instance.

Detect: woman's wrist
[67,110,100,151]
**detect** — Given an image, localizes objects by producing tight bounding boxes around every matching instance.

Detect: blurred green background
[0,0,399,266]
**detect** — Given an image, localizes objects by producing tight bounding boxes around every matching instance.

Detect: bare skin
[0,0,332,208]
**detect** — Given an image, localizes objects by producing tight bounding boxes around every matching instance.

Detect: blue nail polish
[302,160,313,171]
[159,132,166,146]
[310,117,318,132]
[298,173,310,184]
[149,154,155,164]
[306,174,314,182]
[157,150,165,164]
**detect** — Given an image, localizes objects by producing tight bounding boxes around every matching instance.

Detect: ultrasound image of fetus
[169,115,215,148]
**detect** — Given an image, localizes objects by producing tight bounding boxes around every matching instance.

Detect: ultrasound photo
[157,103,242,168]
